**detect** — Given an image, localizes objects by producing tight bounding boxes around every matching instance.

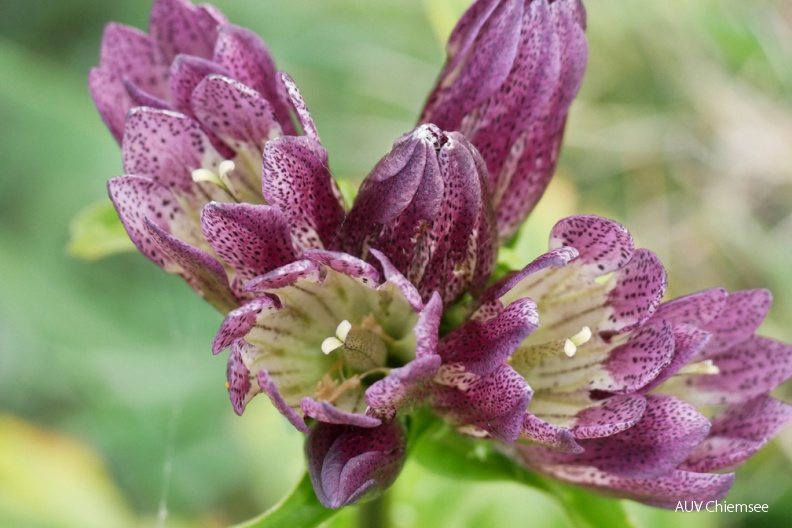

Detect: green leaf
[230,472,337,528]
[411,421,637,528]
[68,199,134,260]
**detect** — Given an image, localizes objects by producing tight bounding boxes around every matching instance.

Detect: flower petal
[306,421,406,509]
[369,249,425,312]
[244,259,321,292]
[301,398,381,428]
[439,297,538,376]
[639,323,710,393]
[213,24,296,135]
[519,413,583,453]
[665,335,792,406]
[432,364,532,443]
[168,55,231,117]
[88,68,133,144]
[700,289,772,357]
[544,394,710,479]
[226,340,257,414]
[653,288,727,327]
[99,23,169,100]
[122,107,224,198]
[570,394,647,439]
[681,395,792,472]
[303,250,380,286]
[213,296,279,354]
[549,215,634,276]
[261,136,345,251]
[600,318,675,393]
[259,370,310,433]
[149,0,225,62]
[201,202,297,284]
[280,72,320,143]
[366,355,442,420]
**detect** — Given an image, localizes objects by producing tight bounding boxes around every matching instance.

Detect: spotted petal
[149,0,226,62]
[306,421,406,509]
[99,23,169,100]
[88,68,133,144]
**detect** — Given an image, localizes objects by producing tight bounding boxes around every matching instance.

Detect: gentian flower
[97,0,345,311]
[419,0,588,242]
[437,215,792,507]
[338,124,497,307]
[212,249,442,507]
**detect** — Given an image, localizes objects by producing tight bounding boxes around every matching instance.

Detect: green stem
[358,493,388,528]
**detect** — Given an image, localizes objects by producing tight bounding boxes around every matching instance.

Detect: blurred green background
[1,0,791,527]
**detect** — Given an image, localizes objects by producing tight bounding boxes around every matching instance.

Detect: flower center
[192,160,237,198]
[321,318,389,373]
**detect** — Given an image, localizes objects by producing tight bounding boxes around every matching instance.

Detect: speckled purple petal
[413,292,443,359]
[141,217,237,312]
[306,421,406,509]
[303,250,380,286]
[677,335,792,406]
[526,464,734,509]
[700,289,772,357]
[482,245,579,306]
[599,318,674,393]
[201,202,297,284]
[213,24,296,135]
[639,323,710,393]
[301,398,382,428]
[123,78,173,110]
[653,288,727,327]
[226,340,258,415]
[549,216,634,276]
[244,259,320,292]
[89,68,133,144]
[599,249,667,337]
[369,248,424,312]
[257,371,310,433]
[439,297,538,376]
[366,355,442,420]
[192,75,282,152]
[432,364,532,443]
[122,107,223,195]
[261,136,345,251]
[99,23,169,100]
[520,413,583,453]
[280,72,320,143]
[168,54,231,117]
[570,394,647,439]
[547,394,710,479]
[212,296,279,354]
[149,0,225,62]
[419,0,523,128]
[681,395,792,473]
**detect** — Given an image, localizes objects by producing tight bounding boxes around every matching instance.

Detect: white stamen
[191,159,236,192]
[218,160,236,188]
[321,337,344,355]
[677,359,720,376]
[563,326,592,357]
[336,320,352,342]
[321,320,353,355]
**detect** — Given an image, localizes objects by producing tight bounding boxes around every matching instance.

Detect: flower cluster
[91,0,792,512]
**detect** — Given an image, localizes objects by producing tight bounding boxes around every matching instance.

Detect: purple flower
[440,215,792,506]
[419,0,588,243]
[338,124,497,307]
[213,248,441,460]
[99,1,345,311]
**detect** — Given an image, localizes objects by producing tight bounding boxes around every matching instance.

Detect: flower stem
[358,493,388,528]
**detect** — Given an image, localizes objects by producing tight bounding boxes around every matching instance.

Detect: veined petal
[149,0,225,62]
[306,421,406,509]
[99,23,169,100]
[262,136,345,251]
[214,24,296,135]
[244,259,321,292]
[303,250,380,286]
[213,296,280,354]
[88,68,133,144]
[201,202,297,284]
[681,396,792,472]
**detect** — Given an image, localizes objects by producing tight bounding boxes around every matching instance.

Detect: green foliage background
[0,0,790,526]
